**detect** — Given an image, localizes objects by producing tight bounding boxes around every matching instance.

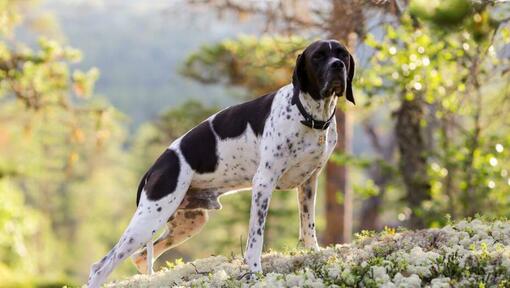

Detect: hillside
[106,219,510,287]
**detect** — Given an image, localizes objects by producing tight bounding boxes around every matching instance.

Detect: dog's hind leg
[87,149,193,288]
[131,208,209,273]
[146,235,154,275]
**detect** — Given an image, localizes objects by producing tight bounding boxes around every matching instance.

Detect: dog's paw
[309,244,321,252]
[297,238,320,252]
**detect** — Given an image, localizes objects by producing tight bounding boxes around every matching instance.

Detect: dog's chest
[276,127,337,189]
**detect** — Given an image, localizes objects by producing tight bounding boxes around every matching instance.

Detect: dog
[87,39,355,287]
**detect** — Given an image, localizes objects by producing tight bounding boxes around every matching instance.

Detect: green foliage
[182,35,308,95]
[409,0,472,28]
[0,1,135,285]
[409,0,505,43]
[0,179,47,282]
[156,100,219,142]
[361,7,510,225]
[0,36,98,109]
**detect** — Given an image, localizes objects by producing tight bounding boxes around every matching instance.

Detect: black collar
[291,93,336,130]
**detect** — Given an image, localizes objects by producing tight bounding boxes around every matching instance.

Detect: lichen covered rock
[106,219,510,287]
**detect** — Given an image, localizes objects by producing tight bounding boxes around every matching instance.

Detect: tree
[0,1,135,284]
[362,1,510,226]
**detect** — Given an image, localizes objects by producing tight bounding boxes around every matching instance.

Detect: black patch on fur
[136,171,150,206]
[180,121,218,174]
[212,92,276,139]
[137,149,181,204]
[307,188,312,199]
[346,54,356,104]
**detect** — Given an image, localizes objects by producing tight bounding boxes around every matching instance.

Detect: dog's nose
[330,59,343,70]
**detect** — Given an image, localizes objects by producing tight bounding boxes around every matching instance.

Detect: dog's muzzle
[321,60,346,98]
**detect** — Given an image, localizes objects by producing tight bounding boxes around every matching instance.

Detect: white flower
[393,273,421,288]
[372,266,391,284]
[502,254,510,272]
[430,277,450,288]
[326,266,340,279]
[404,247,439,277]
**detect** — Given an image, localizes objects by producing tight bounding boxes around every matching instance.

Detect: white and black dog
[87,39,355,287]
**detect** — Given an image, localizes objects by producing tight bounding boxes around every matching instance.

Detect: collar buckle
[292,93,335,131]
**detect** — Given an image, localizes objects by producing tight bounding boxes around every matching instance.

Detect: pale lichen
[106,219,510,288]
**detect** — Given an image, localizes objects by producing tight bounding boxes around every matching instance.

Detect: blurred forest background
[1,0,510,286]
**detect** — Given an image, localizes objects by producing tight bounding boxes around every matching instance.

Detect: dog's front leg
[298,171,320,251]
[244,167,279,274]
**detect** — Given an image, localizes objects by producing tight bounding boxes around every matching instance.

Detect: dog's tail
[136,171,150,206]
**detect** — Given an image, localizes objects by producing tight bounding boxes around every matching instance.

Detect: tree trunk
[359,196,382,231]
[395,97,431,228]
[359,126,396,231]
[323,0,363,245]
[324,109,351,244]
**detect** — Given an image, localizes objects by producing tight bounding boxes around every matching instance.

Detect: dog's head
[292,40,355,104]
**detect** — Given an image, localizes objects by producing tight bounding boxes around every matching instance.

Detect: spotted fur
[87,39,354,287]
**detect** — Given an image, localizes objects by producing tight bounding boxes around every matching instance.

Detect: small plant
[166,258,185,269]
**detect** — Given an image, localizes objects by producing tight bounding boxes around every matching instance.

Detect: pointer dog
[87,39,355,287]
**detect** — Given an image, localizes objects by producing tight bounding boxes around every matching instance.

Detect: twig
[237,271,256,280]
[189,263,209,275]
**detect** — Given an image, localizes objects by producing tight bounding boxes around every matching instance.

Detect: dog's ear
[346,53,356,105]
[292,53,307,99]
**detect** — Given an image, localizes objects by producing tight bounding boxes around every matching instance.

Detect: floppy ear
[346,53,356,105]
[292,53,307,100]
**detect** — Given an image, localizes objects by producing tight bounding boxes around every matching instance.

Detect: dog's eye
[335,49,347,58]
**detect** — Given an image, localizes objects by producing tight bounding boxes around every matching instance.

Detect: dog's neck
[298,91,338,122]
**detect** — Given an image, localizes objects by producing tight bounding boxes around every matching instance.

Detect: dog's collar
[291,93,336,130]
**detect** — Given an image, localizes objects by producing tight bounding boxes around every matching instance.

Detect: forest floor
[106,219,510,287]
